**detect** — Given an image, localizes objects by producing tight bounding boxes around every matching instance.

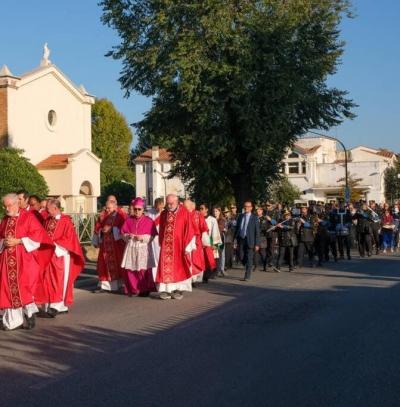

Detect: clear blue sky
[1,0,399,152]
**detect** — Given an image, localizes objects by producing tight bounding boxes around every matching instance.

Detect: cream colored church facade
[0,46,100,213]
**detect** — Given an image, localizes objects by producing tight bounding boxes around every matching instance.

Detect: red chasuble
[190,211,208,276]
[35,214,85,306]
[96,210,125,282]
[156,205,195,284]
[0,211,54,309]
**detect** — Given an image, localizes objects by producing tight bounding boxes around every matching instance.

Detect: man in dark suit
[234,201,261,281]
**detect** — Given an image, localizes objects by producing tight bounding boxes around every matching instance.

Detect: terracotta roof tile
[293,144,321,155]
[135,148,173,162]
[36,154,73,169]
[376,149,395,158]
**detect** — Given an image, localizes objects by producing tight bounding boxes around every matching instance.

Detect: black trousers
[358,233,372,256]
[255,248,268,270]
[324,234,337,261]
[337,235,351,258]
[277,246,294,269]
[238,239,255,280]
[225,243,234,269]
[266,237,276,267]
[371,223,380,252]
[297,241,314,267]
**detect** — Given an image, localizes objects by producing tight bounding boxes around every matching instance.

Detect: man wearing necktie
[234,201,260,281]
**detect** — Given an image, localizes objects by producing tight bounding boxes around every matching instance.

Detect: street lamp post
[308,130,349,203]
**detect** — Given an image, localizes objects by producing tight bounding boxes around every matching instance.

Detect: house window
[302,162,306,174]
[288,152,299,158]
[288,162,300,174]
[138,164,146,173]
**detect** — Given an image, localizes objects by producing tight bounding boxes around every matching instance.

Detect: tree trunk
[230,172,252,210]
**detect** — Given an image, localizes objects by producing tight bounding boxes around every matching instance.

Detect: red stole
[0,211,54,309]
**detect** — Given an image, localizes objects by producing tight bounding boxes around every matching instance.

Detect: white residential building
[134,146,186,205]
[0,45,101,213]
[283,137,397,203]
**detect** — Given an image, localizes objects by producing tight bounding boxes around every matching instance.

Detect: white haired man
[0,193,53,330]
[156,194,195,300]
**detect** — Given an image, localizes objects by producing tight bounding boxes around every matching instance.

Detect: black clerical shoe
[37,309,54,318]
[47,308,59,318]
[25,315,36,330]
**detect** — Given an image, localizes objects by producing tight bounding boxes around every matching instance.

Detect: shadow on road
[1,255,400,407]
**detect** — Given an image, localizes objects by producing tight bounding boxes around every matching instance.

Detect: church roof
[36,153,73,169]
[135,148,173,162]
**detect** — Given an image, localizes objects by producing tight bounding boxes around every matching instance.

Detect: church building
[0,44,101,213]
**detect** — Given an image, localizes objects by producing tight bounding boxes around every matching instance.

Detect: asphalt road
[1,253,400,407]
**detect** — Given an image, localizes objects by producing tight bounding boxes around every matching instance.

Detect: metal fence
[68,213,97,245]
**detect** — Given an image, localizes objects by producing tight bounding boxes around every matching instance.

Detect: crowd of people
[0,191,84,331]
[1,189,399,331]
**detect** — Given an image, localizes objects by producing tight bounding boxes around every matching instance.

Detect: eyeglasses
[133,208,143,212]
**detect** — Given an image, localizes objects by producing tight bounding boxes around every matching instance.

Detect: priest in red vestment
[0,193,54,331]
[184,200,209,284]
[93,198,126,293]
[156,194,195,300]
[35,199,85,317]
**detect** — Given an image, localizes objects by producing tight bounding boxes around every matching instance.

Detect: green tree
[384,160,400,204]
[338,174,363,202]
[92,98,135,192]
[101,180,135,206]
[268,176,300,206]
[101,0,355,206]
[0,148,48,215]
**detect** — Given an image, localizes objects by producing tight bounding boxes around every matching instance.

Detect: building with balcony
[283,136,397,203]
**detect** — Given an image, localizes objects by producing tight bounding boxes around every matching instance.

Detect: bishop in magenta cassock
[0,193,54,330]
[156,194,195,300]
[121,197,157,297]
[35,199,85,317]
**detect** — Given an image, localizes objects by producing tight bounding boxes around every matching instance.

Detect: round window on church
[48,110,57,127]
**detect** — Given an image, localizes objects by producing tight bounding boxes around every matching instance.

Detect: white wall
[7,69,92,164]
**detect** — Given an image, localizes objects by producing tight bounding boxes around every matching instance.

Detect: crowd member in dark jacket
[265,203,278,270]
[234,201,260,281]
[297,206,316,268]
[369,201,382,254]
[224,208,236,269]
[254,206,268,271]
[330,200,352,260]
[353,203,373,257]
[274,210,298,272]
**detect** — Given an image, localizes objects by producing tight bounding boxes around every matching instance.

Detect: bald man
[155,194,195,299]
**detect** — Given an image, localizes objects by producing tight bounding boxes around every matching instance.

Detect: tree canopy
[92,98,135,194]
[101,0,355,206]
[0,148,48,215]
[268,176,300,206]
[384,160,400,204]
